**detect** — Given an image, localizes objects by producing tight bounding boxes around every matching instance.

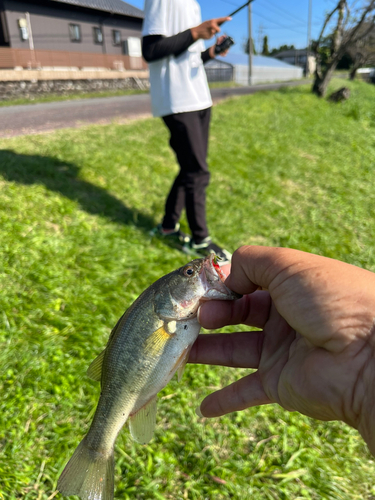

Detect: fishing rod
[215,0,255,54]
[227,0,255,20]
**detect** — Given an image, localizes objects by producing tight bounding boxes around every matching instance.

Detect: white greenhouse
[205,53,303,85]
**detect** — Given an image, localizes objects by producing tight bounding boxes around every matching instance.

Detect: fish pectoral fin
[86,350,105,381]
[176,347,191,383]
[129,396,157,445]
[177,363,186,383]
[144,324,174,355]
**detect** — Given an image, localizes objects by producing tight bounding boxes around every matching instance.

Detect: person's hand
[208,35,230,59]
[189,246,375,455]
[191,17,231,41]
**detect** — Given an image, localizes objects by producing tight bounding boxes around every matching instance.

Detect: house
[0,0,145,70]
[273,49,316,76]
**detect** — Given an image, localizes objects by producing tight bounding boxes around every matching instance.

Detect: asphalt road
[0,79,310,138]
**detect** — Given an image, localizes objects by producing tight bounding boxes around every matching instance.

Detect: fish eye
[183,266,195,277]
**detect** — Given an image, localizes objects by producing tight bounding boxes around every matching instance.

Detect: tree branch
[347,1,375,44]
[351,17,375,44]
[332,0,346,53]
[315,3,341,52]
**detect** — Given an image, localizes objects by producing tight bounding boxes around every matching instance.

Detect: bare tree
[312,0,375,97]
[346,22,375,79]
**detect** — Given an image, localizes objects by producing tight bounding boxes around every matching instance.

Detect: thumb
[225,245,304,296]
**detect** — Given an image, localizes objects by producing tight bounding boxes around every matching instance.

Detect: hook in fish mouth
[200,253,242,301]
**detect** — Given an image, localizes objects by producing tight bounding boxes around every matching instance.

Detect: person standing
[142,0,232,263]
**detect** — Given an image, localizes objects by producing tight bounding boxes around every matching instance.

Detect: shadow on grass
[0,149,155,231]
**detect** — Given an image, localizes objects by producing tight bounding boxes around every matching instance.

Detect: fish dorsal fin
[129,396,157,444]
[87,350,106,381]
[86,309,128,382]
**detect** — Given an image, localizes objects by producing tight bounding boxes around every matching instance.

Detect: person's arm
[201,48,212,64]
[142,30,195,62]
[142,16,231,63]
[142,33,217,64]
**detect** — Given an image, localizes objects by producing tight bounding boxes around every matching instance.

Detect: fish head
[154,254,241,321]
[200,253,242,302]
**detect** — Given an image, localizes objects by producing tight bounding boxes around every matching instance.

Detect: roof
[50,0,144,18]
[205,59,233,68]
[274,49,308,58]
[216,53,298,69]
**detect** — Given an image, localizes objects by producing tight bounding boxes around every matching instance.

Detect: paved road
[0,80,310,138]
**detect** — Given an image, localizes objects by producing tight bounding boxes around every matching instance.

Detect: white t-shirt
[142,0,213,117]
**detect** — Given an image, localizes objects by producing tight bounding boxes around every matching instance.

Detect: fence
[0,47,147,71]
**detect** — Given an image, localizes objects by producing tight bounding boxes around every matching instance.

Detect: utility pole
[306,0,312,75]
[224,0,254,85]
[25,12,34,51]
[25,12,36,68]
[248,1,253,85]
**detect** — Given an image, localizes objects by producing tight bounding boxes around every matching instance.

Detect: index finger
[198,290,271,330]
[216,16,232,26]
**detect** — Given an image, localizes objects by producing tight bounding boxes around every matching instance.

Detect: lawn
[0,88,148,107]
[0,78,374,500]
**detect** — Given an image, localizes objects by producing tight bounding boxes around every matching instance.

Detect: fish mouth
[200,254,242,301]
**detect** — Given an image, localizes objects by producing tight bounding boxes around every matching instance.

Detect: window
[112,30,121,46]
[93,27,103,44]
[18,19,29,41]
[69,23,81,42]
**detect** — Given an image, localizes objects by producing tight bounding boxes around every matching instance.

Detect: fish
[57,254,240,500]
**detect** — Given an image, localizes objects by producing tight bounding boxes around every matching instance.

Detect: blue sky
[129,0,339,53]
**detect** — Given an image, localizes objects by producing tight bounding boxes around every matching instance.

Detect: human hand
[191,17,231,41]
[208,35,230,59]
[190,246,375,455]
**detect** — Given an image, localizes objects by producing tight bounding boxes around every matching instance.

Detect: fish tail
[57,436,114,500]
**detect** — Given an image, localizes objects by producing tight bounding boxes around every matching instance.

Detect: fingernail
[195,406,204,418]
[197,306,201,324]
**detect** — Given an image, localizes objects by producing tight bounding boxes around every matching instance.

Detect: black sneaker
[150,223,191,249]
[183,237,232,265]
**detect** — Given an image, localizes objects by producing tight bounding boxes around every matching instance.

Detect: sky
[128,0,340,54]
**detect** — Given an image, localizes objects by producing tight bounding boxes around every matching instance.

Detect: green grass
[208,81,242,89]
[0,88,147,107]
[0,78,375,499]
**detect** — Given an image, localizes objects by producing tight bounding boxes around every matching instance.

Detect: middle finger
[189,330,263,368]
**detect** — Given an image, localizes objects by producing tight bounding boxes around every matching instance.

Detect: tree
[262,35,269,55]
[345,22,375,79]
[243,38,257,55]
[269,44,295,56]
[311,35,334,66]
[312,0,375,97]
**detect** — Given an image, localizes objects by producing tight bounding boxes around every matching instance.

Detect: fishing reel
[214,35,235,55]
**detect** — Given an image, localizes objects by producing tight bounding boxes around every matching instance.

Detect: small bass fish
[58,254,240,500]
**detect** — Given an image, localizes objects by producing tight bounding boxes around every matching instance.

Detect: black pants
[162,107,211,243]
